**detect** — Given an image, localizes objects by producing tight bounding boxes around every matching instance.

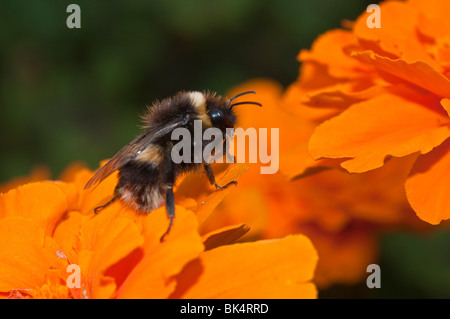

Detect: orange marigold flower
[0,162,318,299]
[293,0,450,225]
[202,79,434,288]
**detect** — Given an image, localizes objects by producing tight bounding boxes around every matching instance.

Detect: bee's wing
[84,117,189,190]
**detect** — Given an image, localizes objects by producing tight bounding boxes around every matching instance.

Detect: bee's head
[200,91,262,131]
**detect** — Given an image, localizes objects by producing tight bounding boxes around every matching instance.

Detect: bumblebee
[84,90,261,241]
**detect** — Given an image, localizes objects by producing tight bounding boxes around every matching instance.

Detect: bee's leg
[160,185,174,242]
[226,152,236,164]
[224,135,236,163]
[94,196,117,214]
[160,145,176,242]
[203,163,237,190]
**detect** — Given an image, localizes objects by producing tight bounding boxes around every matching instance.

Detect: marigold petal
[412,0,450,39]
[52,211,83,265]
[351,50,450,98]
[171,234,318,299]
[309,93,450,173]
[77,209,144,299]
[201,223,250,251]
[0,217,67,292]
[301,83,365,108]
[195,164,249,224]
[78,168,119,215]
[200,185,268,239]
[58,162,88,183]
[229,80,298,154]
[302,225,378,288]
[298,29,373,79]
[353,1,440,69]
[53,181,79,212]
[441,98,450,118]
[406,138,450,225]
[283,84,340,122]
[228,80,327,179]
[28,282,71,299]
[0,182,71,236]
[278,84,345,178]
[115,207,203,298]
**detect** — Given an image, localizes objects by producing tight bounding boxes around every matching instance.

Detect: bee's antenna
[228,91,262,109]
[229,90,257,102]
[229,101,263,109]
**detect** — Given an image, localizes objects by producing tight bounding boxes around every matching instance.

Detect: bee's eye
[209,108,225,126]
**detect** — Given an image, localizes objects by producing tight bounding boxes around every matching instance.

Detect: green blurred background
[0,0,379,181]
[1,0,449,298]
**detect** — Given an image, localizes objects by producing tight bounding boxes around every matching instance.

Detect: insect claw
[93,197,117,214]
[159,220,173,242]
[214,180,238,190]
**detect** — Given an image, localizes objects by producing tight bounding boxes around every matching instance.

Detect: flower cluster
[202,0,450,287]
[203,79,429,287]
[0,164,317,298]
[300,0,450,225]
